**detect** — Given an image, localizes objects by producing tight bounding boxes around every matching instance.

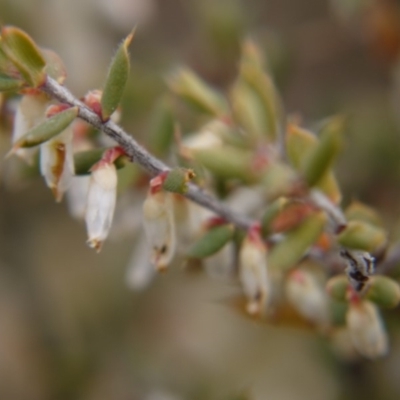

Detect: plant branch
[41,76,254,230]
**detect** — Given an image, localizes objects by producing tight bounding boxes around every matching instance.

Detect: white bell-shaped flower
[239,226,270,315]
[40,124,75,202]
[142,188,176,272]
[346,299,388,359]
[85,161,118,251]
[285,269,330,329]
[12,92,48,164]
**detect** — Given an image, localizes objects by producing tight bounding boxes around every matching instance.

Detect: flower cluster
[1,25,400,361]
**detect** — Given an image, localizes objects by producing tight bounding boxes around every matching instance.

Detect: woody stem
[41,76,254,230]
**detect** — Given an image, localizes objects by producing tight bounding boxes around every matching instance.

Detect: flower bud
[239,225,270,315]
[85,160,118,251]
[142,188,176,272]
[285,269,330,328]
[12,93,48,163]
[346,300,388,359]
[39,124,74,201]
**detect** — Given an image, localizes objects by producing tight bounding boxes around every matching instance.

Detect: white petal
[347,301,388,359]
[239,237,270,315]
[66,175,91,219]
[85,163,117,251]
[142,191,176,271]
[285,269,330,327]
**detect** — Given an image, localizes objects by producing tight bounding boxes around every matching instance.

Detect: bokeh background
[2,0,400,399]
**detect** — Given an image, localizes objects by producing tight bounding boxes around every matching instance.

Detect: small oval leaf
[162,168,195,194]
[101,31,134,121]
[1,26,46,87]
[168,67,228,117]
[302,117,344,187]
[326,274,349,302]
[365,276,400,309]
[10,106,78,153]
[337,221,387,253]
[261,197,289,237]
[268,212,327,271]
[187,224,234,259]
[0,74,23,91]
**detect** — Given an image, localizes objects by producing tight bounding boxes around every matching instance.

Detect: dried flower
[239,224,270,315]
[142,175,176,271]
[39,123,74,201]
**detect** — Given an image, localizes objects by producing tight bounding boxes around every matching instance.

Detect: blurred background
[2,0,400,399]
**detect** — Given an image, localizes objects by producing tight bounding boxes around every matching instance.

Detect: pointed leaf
[10,106,78,152]
[0,74,23,91]
[168,67,228,117]
[365,276,400,309]
[148,96,175,156]
[268,212,327,271]
[193,145,258,183]
[261,197,290,237]
[162,168,195,194]
[326,274,349,302]
[187,224,234,259]
[345,201,383,228]
[286,123,342,203]
[1,26,46,87]
[302,117,344,187]
[337,221,387,252]
[101,31,134,121]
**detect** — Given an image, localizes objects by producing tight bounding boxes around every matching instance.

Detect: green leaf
[148,96,175,156]
[286,123,342,204]
[10,106,78,153]
[101,30,134,121]
[0,73,23,91]
[168,67,228,117]
[1,26,46,87]
[326,274,348,302]
[162,168,194,194]
[345,201,383,228]
[365,276,400,309]
[74,148,128,175]
[268,212,327,271]
[337,221,387,252]
[302,117,344,187]
[261,197,290,237]
[187,224,234,258]
[192,145,258,183]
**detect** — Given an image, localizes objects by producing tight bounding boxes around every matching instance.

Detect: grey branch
[42,76,254,230]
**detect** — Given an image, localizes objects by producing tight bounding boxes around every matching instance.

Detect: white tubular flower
[285,269,330,328]
[204,242,235,281]
[239,225,270,315]
[346,300,388,359]
[66,175,91,219]
[12,93,48,164]
[85,160,118,252]
[142,184,176,272]
[40,124,75,202]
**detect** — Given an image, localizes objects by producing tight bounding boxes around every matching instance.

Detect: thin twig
[41,76,255,230]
